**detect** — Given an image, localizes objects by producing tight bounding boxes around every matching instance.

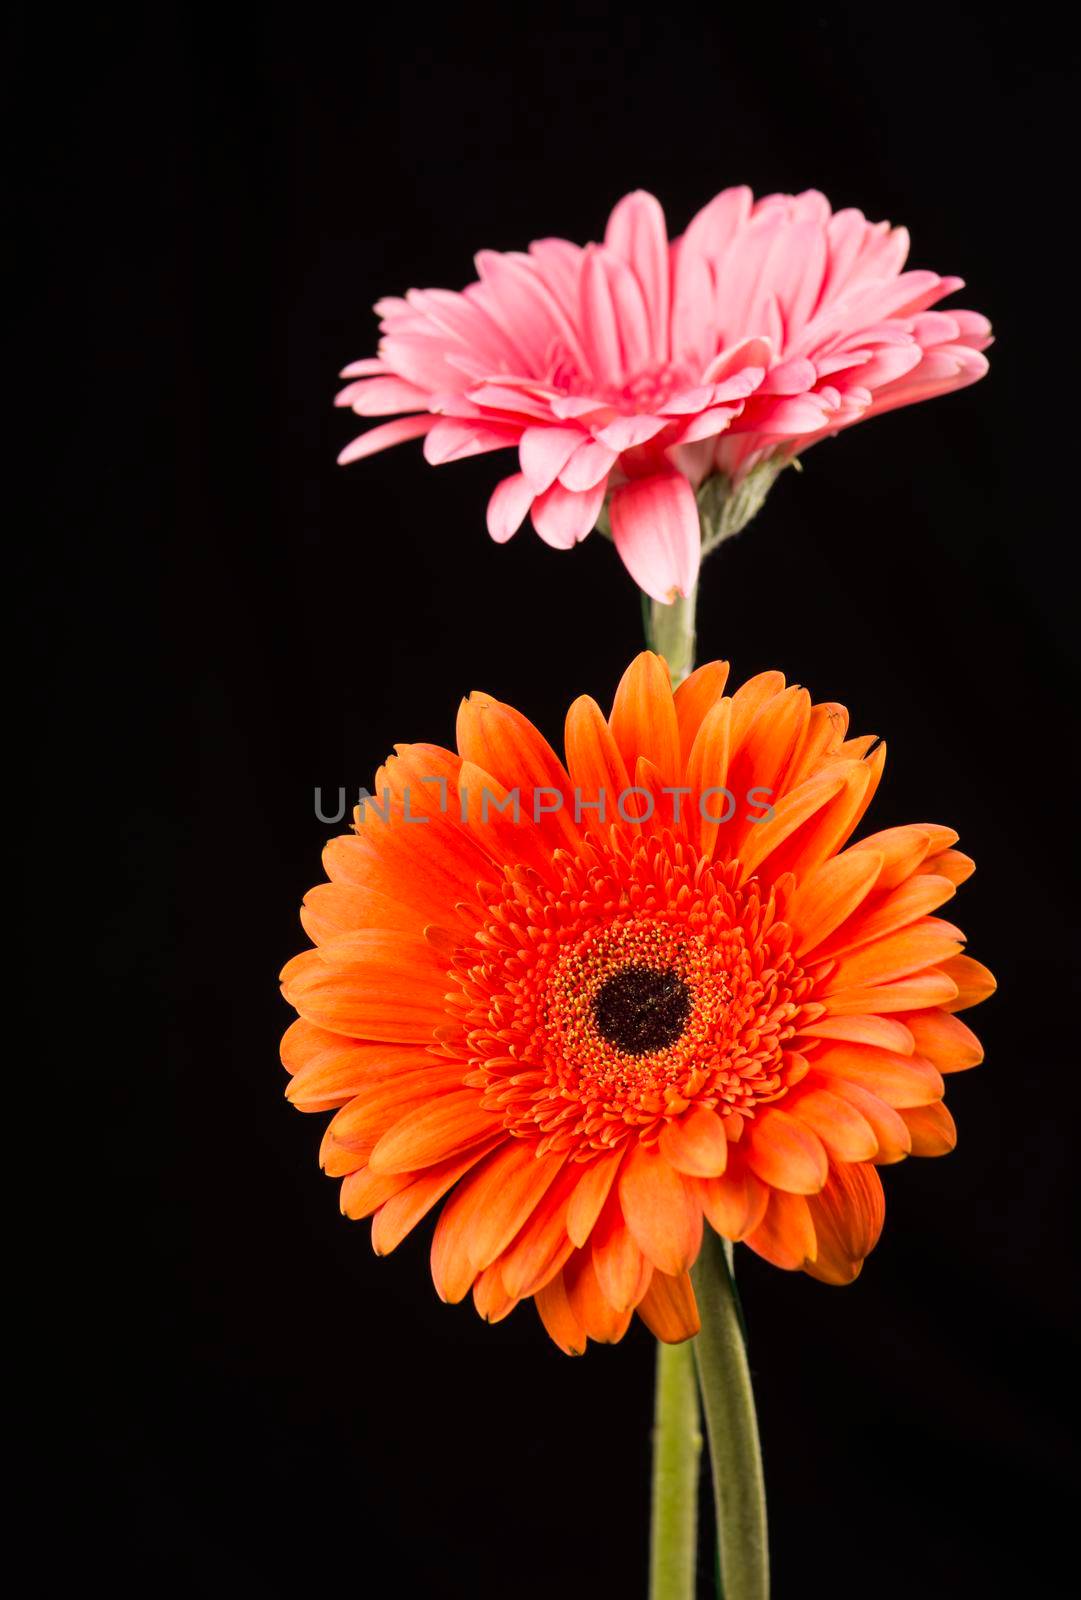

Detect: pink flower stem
[644,583,698,687]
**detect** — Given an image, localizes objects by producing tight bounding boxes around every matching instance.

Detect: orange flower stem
[649,1338,703,1600]
[691,1230,770,1600]
[644,584,698,687]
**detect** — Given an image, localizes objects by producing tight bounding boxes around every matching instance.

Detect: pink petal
[950,310,993,350]
[710,369,766,403]
[851,343,924,390]
[558,439,618,491]
[604,190,671,363]
[672,403,743,445]
[518,425,587,492]
[487,473,535,544]
[526,237,584,320]
[338,358,386,378]
[531,480,606,549]
[423,418,520,464]
[595,413,669,452]
[753,395,834,435]
[609,472,701,603]
[677,186,753,261]
[757,358,818,396]
[669,246,714,371]
[550,394,609,421]
[659,385,717,416]
[465,383,559,422]
[337,414,434,466]
[579,247,623,387]
[407,286,519,373]
[338,376,431,415]
[602,253,654,376]
[702,338,774,383]
[762,219,828,335]
[475,251,589,374]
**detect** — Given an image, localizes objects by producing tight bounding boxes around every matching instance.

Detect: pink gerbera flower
[337,187,991,603]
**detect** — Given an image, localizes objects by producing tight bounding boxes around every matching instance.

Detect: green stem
[646,587,703,1598]
[648,1339,703,1600]
[644,582,698,687]
[691,1231,769,1600]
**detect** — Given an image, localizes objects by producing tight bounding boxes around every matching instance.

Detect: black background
[32,5,1079,1595]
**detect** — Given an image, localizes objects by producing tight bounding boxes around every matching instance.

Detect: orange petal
[844,824,939,890]
[753,761,874,884]
[735,764,851,883]
[459,1144,567,1271]
[696,1162,769,1240]
[903,1008,984,1072]
[280,1017,341,1073]
[658,1106,729,1177]
[920,848,975,886]
[534,1270,587,1355]
[281,946,449,1043]
[566,1148,626,1247]
[685,697,732,858]
[901,1100,958,1157]
[823,919,964,991]
[789,1087,879,1162]
[328,1063,470,1148]
[455,691,581,853]
[339,1166,411,1221]
[286,1042,427,1113]
[728,671,787,751]
[636,1270,701,1343]
[847,740,886,835]
[633,753,677,835]
[591,1193,654,1313]
[788,849,884,956]
[429,1148,513,1303]
[455,760,555,878]
[804,1162,884,1284]
[814,1043,944,1109]
[563,1248,634,1343]
[823,1080,912,1164]
[370,1141,500,1254]
[322,821,485,922]
[618,1142,703,1275]
[499,1164,580,1299]
[319,1128,370,1177]
[472,1262,520,1324]
[369,1090,504,1174]
[564,694,633,837]
[785,701,849,787]
[817,874,958,959]
[300,880,419,945]
[938,954,997,1012]
[745,1189,817,1270]
[673,660,730,763]
[797,1013,915,1054]
[745,1108,828,1194]
[372,740,464,821]
[821,970,960,1015]
[609,652,681,789]
[723,685,811,853]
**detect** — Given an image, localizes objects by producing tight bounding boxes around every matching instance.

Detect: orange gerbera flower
[281,654,993,1352]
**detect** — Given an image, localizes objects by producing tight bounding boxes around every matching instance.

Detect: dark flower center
[592,964,693,1056]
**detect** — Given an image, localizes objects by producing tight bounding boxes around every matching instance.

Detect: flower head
[337,188,991,601]
[281,654,993,1352]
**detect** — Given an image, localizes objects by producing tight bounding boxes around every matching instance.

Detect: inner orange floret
[444,832,815,1156]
